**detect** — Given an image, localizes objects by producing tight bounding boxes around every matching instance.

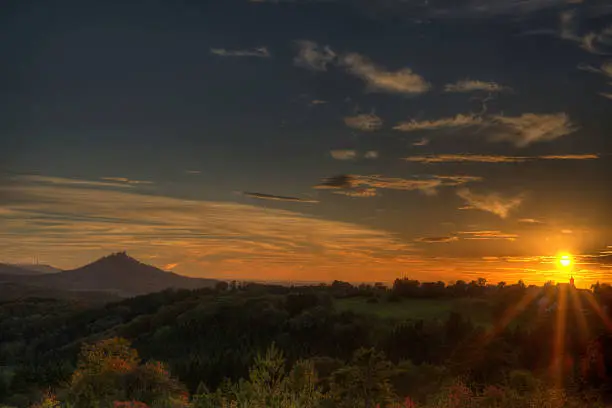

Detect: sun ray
[568,287,590,344]
[484,287,542,342]
[582,291,612,331]
[552,283,568,388]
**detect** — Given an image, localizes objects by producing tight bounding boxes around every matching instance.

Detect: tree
[66,337,188,408]
[192,344,325,408]
[330,348,396,408]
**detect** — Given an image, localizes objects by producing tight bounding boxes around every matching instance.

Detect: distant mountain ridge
[0,263,48,276]
[11,264,61,274]
[0,252,218,297]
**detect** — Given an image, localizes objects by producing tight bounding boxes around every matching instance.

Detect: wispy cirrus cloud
[405,153,599,163]
[412,138,430,146]
[293,41,430,96]
[458,230,519,241]
[294,41,336,71]
[14,175,135,189]
[416,236,459,243]
[330,150,358,160]
[457,188,523,219]
[333,188,378,198]
[517,218,546,225]
[394,114,482,132]
[406,154,526,164]
[316,174,481,197]
[341,53,431,95]
[242,192,319,203]
[344,113,383,131]
[330,150,379,160]
[100,177,154,185]
[0,176,417,281]
[489,113,577,147]
[444,79,509,93]
[210,47,271,58]
[354,0,609,20]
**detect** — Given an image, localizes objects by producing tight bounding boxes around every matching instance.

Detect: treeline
[1,281,612,406]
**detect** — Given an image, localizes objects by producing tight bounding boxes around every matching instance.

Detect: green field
[335,297,494,326]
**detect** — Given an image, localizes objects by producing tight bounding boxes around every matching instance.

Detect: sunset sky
[1,0,612,286]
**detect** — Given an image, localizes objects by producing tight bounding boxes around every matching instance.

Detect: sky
[1,0,612,286]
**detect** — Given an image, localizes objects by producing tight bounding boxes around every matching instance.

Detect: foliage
[66,338,188,408]
[2,281,612,407]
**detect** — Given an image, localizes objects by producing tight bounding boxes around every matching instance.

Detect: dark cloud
[210,47,271,58]
[315,174,482,197]
[405,154,599,163]
[242,192,319,203]
[315,175,356,189]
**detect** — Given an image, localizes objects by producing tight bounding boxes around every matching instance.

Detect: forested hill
[3,279,612,407]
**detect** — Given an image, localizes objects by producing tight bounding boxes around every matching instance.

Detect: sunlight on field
[335,297,494,326]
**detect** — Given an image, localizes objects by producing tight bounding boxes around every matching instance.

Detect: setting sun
[558,254,573,268]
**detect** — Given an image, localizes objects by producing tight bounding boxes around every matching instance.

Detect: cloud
[406,154,525,164]
[518,218,546,225]
[560,17,612,55]
[404,153,598,163]
[100,177,154,185]
[354,0,599,20]
[344,113,383,131]
[457,188,523,218]
[600,92,612,100]
[315,175,356,189]
[416,236,459,243]
[458,231,519,241]
[210,47,271,58]
[490,113,577,147]
[444,80,509,93]
[559,10,580,41]
[340,53,431,95]
[330,150,379,160]
[14,175,135,189]
[310,100,328,105]
[394,111,576,147]
[242,192,319,203]
[186,170,201,175]
[330,150,358,160]
[333,188,378,198]
[394,114,482,132]
[412,138,430,146]
[538,154,599,160]
[0,176,417,281]
[581,32,611,55]
[294,41,337,71]
[316,174,481,197]
[293,42,429,96]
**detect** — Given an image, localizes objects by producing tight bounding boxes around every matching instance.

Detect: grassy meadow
[335,297,495,326]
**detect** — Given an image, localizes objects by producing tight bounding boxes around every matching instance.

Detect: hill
[11,263,62,274]
[0,252,218,297]
[0,263,48,276]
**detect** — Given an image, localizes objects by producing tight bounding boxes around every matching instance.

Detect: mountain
[0,252,219,297]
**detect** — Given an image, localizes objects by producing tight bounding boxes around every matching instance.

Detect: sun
[558,254,572,268]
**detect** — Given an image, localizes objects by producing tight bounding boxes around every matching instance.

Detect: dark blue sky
[1,0,611,285]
